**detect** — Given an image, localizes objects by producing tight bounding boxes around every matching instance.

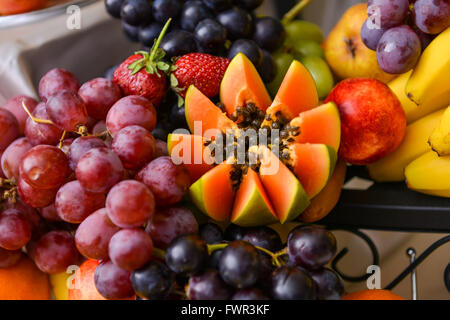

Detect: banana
[388,71,450,124]
[428,105,450,156]
[405,27,450,106]
[367,108,445,182]
[405,151,450,190]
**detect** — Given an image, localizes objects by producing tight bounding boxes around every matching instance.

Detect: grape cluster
[0,68,195,291]
[128,224,344,300]
[361,0,450,74]
[104,0,287,82]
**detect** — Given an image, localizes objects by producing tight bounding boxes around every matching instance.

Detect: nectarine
[325,78,406,165]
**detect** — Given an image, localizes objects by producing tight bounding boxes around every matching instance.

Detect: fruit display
[360,0,450,74]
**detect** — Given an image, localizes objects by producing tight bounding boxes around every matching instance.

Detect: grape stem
[282,0,312,25]
[152,247,166,260]
[21,101,54,125]
[58,131,67,149]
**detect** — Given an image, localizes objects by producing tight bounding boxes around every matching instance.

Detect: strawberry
[171,53,231,98]
[113,20,174,107]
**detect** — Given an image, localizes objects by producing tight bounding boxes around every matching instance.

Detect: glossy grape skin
[1,95,38,134]
[78,78,122,120]
[252,17,286,52]
[0,108,20,153]
[270,266,316,300]
[180,1,213,31]
[1,137,33,180]
[219,240,260,289]
[199,223,224,244]
[224,224,247,241]
[19,145,69,190]
[194,19,228,50]
[376,25,421,74]
[55,180,105,224]
[0,248,22,268]
[367,0,410,29]
[58,138,75,155]
[106,96,157,137]
[160,30,198,59]
[145,206,198,249]
[45,90,88,132]
[232,287,269,300]
[187,269,233,300]
[76,147,124,193]
[165,234,208,275]
[120,0,153,26]
[287,226,337,270]
[33,230,79,274]
[152,0,182,23]
[258,49,277,83]
[208,249,223,269]
[309,268,344,300]
[131,261,175,300]
[139,22,164,47]
[5,198,41,232]
[94,260,135,299]
[17,178,58,209]
[217,7,253,40]
[38,68,80,102]
[202,0,232,11]
[105,0,125,18]
[109,228,153,271]
[361,18,387,50]
[75,208,120,260]
[106,180,155,228]
[25,102,64,146]
[154,139,168,158]
[0,209,31,250]
[414,0,450,34]
[112,126,156,170]
[136,156,191,207]
[228,39,263,67]
[240,226,282,252]
[67,136,107,171]
[38,204,61,222]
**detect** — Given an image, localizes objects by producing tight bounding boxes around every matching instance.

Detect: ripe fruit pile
[361,0,450,74]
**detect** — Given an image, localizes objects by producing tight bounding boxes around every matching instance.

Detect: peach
[325,78,406,165]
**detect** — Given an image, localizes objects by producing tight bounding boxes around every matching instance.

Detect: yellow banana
[405,151,450,190]
[428,105,450,156]
[405,27,450,105]
[388,71,450,124]
[367,108,445,182]
[413,188,450,198]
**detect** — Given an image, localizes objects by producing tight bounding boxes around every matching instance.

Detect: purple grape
[367,0,410,28]
[270,266,316,300]
[232,287,269,300]
[376,25,421,74]
[309,268,344,300]
[361,18,387,50]
[414,0,450,34]
[187,269,233,300]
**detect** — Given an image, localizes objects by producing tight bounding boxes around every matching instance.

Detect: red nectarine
[325,78,406,165]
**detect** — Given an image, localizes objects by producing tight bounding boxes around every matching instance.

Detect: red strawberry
[113,20,173,107]
[171,53,231,98]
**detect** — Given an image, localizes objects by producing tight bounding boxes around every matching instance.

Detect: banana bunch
[367,27,450,197]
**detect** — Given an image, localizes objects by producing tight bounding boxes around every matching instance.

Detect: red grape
[19,145,69,189]
[0,152,4,178]
[76,147,124,193]
[136,156,191,207]
[67,136,107,171]
[33,230,79,274]
[38,68,81,102]
[38,203,62,221]
[154,139,168,158]
[74,208,120,260]
[1,137,33,180]
[78,78,122,120]
[0,108,20,152]
[92,120,112,147]
[414,0,450,34]
[0,247,22,268]
[17,178,58,208]
[45,91,88,132]
[58,138,75,154]
[106,180,155,228]
[106,95,157,137]
[1,95,38,134]
[146,206,198,249]
[108,228,154,271]
[55,180,106,223]
[94,260,134,299]
[112,125,156,170]
[25,102,64,146]
[0,209,32,250]
[5,198,41,232]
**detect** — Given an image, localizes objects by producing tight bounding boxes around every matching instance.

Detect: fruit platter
[0,0,449,302]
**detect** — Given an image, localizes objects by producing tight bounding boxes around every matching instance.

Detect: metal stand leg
[407,248,418,300]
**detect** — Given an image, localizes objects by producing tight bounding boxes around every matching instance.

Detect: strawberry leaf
[170,73,179,88]
[157,61,170,72]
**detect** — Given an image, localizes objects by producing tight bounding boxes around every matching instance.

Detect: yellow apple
[324,3,395,83]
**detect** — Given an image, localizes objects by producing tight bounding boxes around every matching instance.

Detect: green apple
[300,56,334,100]
[267,51,295,97]
[285,20,324,45]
